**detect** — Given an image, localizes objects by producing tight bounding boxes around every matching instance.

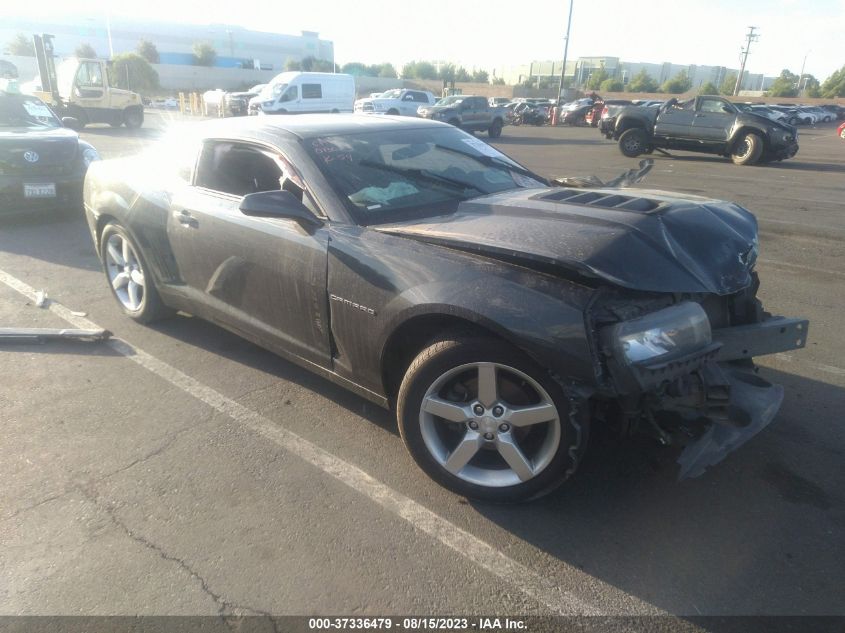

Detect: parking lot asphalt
[1,112,843,620]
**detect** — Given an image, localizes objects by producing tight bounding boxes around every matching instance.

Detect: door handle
[174,210,198,228]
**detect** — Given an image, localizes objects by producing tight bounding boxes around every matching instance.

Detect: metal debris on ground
[0,327,111,343]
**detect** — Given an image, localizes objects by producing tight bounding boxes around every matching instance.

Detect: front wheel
[396,334,588,502]
[100,223,172,323]
[123,107,144,129]
[618,128,649,157]
[731,132,763,165]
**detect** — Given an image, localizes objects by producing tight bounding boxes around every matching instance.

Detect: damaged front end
[591,285,808,479]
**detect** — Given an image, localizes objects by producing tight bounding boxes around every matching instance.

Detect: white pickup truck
[354,88,436,116]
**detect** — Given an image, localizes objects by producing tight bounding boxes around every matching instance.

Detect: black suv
[0,88,99,216]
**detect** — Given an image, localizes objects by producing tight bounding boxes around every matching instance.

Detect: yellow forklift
[31,34,144,129]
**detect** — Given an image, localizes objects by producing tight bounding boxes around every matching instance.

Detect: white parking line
[0,267,642,617]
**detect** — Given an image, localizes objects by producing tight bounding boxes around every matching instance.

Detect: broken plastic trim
[0,327,111,343]
[551,158,654,189]
[677,367,784,479]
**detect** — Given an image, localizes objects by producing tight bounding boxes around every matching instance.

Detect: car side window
[302,83,322,99]
[280,86,298,103]
[77,62,104,88]
[195,141,283,197]
[700,98,727,113]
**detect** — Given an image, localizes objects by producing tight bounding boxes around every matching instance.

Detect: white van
[248,72,355,115]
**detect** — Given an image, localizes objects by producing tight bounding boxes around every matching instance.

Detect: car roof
[185,113,450,142]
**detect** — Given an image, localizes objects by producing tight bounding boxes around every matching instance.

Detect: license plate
[23,183,57,198]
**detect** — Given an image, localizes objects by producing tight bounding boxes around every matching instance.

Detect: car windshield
[305,127,546,225]
[435,96,464,106]
[270,83,288,96]
[0,94,61,128]
[379,89,402,99]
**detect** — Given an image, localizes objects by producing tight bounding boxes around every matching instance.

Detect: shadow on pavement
[0,213,100,273]
[136,308,845,616]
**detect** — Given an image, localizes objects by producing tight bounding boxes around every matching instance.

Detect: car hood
[0,126,79,167]
[375,186,758,295]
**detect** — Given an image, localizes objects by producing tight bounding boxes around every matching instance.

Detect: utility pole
[556,0,574,103]
[733,26,759,96]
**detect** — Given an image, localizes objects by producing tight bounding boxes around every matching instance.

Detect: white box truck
[248,72,355,115]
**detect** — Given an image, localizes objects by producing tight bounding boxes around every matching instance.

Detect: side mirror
[239,190,323,228]
[62,117,82,131]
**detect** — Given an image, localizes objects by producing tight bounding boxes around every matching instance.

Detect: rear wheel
[618,128,649,157]
[387,108,399,115]
[100,223,172,323]
[731,132,763,165]
[396,334,588,502]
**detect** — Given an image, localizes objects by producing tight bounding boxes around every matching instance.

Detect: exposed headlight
[603,302,711,366]
[82,147,100,167]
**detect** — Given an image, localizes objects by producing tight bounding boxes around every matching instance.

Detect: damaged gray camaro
[83,115,809,501]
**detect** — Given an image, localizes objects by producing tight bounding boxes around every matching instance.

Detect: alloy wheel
[418,362,561,487]
[105,233,146,311]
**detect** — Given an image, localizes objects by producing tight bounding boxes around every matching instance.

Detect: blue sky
[6,0,844,79]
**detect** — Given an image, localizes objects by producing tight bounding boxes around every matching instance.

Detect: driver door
[692,97,736,141]
[167,140,332,366]
[72,61,106,120]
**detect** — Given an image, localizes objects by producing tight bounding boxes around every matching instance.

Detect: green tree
[377,63,397,78]
[627,68,657,93]
[192,42,217,67]
[5,33,35,56]
[587,68,609,90]
[401,60,437,80]
[438,63,455,82]
[109,53,159,92]
[471,69,489,83]
[719,73,738,95]
[341,62,368,75]
[299,56,333,72]
[455,66,471,82]
[798,74,821,97]
[285,58,302,71]
[600,77,624,92]
[767,69,799,97]
[698,81,719,95]
[661,70,692,94]
[820,65,845,97]
[75,43,97,59]
[491,76,505,85]
[136,39,159,64]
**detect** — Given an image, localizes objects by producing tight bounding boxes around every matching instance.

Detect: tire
[447,118,460,127]
[123,107,144,129]
[731,131,764,165]
[387,109,399,115]
[100,223,172,323]
[487,119,503,138]
[396,333,589,502]
[618,128,649,157]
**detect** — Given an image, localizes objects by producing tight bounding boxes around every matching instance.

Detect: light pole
[797,50,810,95]
[733,26,759,96]
[556,0,574,103]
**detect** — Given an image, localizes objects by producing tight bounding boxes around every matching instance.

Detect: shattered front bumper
[676,365,783,479]
[620,315,809,478]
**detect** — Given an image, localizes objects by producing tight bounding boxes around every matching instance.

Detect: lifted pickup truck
[611,96,798,165]
[417,95,506,138]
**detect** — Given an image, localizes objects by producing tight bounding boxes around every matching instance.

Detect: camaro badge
[330,294,376,316]
[23,151,39,163]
